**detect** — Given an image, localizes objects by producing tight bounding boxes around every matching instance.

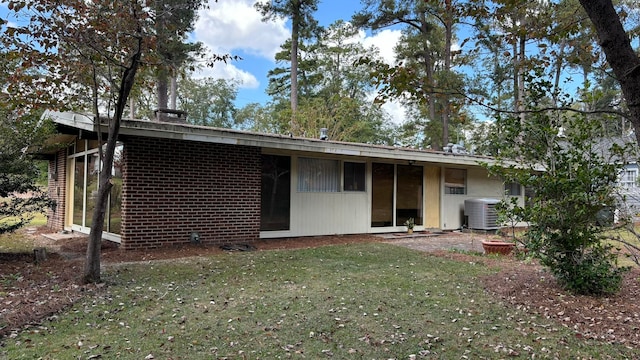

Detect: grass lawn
[2,243,635,359]
[607,226,640,267]
[0,231,35,253]
[0,213,46,253]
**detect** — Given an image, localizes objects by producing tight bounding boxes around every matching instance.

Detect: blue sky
[191,0,404,118]
[0,0,598,125]
[0,0,405,120]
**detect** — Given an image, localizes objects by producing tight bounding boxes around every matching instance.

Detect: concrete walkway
[34,228,503,256]
[378,230,503,253]
[35,230,87,259]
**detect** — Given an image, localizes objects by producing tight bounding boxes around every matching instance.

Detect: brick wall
[120,137,261,249]
[47,148,67,231]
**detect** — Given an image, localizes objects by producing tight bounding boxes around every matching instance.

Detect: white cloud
[191,1,405,106]
[366,92,406,125]
[324,24,400,66]
[193,57,260,89]
[194,0,289,59]
[381,99,407,125]
[362,29,402,65]
[357,29,405,124]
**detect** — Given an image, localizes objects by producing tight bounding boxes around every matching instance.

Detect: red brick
[120,137,261,249]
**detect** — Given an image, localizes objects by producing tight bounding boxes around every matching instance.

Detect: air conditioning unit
[464,198,500,230]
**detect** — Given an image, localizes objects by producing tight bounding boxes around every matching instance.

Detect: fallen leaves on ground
[481,260,640,348]
[2,229,640,350]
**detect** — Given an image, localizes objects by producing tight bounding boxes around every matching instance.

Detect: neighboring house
[591,135,640,221]
[38,111,523,250]
[618,163,640,220]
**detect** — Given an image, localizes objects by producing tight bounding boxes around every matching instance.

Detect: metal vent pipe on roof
[320,128,328,140]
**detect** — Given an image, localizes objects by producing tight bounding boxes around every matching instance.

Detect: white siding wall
[261,157,517,237]
[441,167,524,230]
[261,155,371,238]
[290,192,370,236]
[289,155,370,236]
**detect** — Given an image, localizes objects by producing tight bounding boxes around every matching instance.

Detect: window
[344,162,365,191]
[504,182,521,196]
[106,144,123,234]
[396,165,423,226]
[444,168,466,194]
[298,157,340,192]
[620,169,638,189]
[371,163,394,227]
[70,141,123,234]
[261,155,291,231]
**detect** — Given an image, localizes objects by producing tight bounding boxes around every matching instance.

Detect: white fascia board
[324,148,361,156]
[183,133,238,145]
[118,120,498,166]
[47,112,501,167]
[43,110,96,131]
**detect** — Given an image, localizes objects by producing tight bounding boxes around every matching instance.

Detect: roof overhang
[43,110,500,167]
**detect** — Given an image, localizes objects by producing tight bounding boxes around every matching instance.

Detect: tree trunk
[129,97,136,118]
[513,41,518,113]
[419,12,438,149]
[83,36,143,284]
[170,75,177,110]
[442,0,453,147]
[83,167,113,283]
[290,3,300,135]
[517,32,526,125]
[157,71,169,111]
[579,0,640,144]
[513,20,526,145]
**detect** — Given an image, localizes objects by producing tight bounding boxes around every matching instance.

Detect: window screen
[261,154,291,231]
[504,182,521,196]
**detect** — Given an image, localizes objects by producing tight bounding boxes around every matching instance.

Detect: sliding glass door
[371,163,394,227]
[371,163,423,227]
[396,165,423,226]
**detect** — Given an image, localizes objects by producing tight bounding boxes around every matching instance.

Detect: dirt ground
[2,228,640,349]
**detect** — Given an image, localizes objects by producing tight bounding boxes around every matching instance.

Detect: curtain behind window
[298,157,339,192]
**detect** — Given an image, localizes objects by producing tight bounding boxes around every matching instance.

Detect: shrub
[527,228,625,295]
[488,107,629,296]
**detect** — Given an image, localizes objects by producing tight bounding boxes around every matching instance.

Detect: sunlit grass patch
[0,212,47,253]
[28,212,48,226]
[0,229,36,253]
[606,224,640,267]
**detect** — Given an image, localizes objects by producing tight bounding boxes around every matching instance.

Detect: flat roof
[44,110,497,167]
